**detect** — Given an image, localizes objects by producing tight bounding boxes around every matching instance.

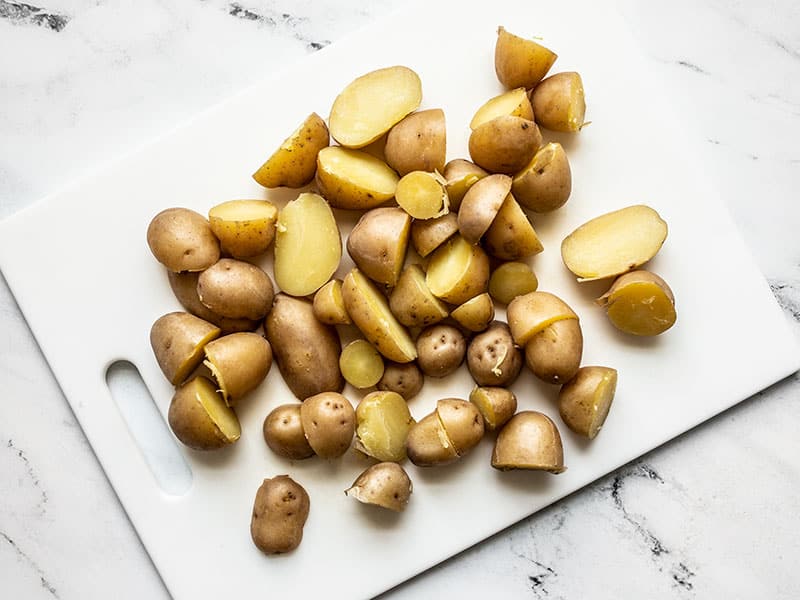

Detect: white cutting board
[1,1,798,598]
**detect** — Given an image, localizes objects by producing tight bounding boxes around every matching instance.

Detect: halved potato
[405,411,458,467]
[207,200,278,258]
[468,116,542,175]
[457,174,512,244]
[384,108,446,176]
[395,171,448,220]
[469,386,517,432]
[355,390,415,462]
[426,235,490,305]
[531,72,586,133]
[450,292,494,332]
[488,262,538,305]
[443,159,488,211]
[483,193,543,260]
[312,279,351,325]
[492,411,565,472]
[150,312,221,385]
[512,142,571,213]
[197,258,274,320]
[410,213,459,258]
[167,271,259,334]
[524,318,583,385]
[262,404,314,460]
[315,146,399,210]
[470,88,534,130]
[596,270,676,336]
[347,207,411,287]
[203,332,272,405]
[436,398,484,457]
[506,291,578,346]
[389,264,449,328]
[558,366,617,439]
[494,26,557,89]
[339,339,385,389]
[345,462,412,512]
[168,376,241,451]
[252,113,329,188]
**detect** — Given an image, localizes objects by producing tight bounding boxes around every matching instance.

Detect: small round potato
[147,207,220,272]
[388,264,449,329]
[262,404,314,460]
[469,386,517,431]
[168,376,241,451]
[426,235,490,305]
[482,193,543,261]
[558,366,618,439]
[405,411,458,467]
[167,271,259,334]
[524,318,583,385]
[443,159,488,211]
[416,324,467,378]
[595,270,676,336]
[251,475,310,555]
[436,398,485,457]
[467,321,522,387]
[488,262,538,305]
[494,26,557,89]
[450,292,495,333]
[457,174,512,245]
[531,72,586,133]
[197,258,274,320]
[355,390,414,462]
[410,212,459,258]
[207,199,278,258]
[492,411,565,472]
[150,312,221,385]
[347,207,411,287]
[300,392,355,459]
[512,142,572,213]
[345,462,413,512]
[312,279,351,325]
[384,108,446,176]
[339,339,385,389]
[468,116,542,175]
[203,332,273,405]
[377,361,424,400]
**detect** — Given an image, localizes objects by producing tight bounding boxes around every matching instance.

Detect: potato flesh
[561,205,668,281]
[470,88,533,129]
[511,142,572,213]
[450,293,495,332]
[469,386,516,431]
[355,391,414,462]
[316,147,399,210]
[457,174,512,245]
[488,262,538,305]
[195,376,241,441]
[482,193,543,260]
[150,312,221,385]
[340,339,385,389]
[313,279,351,325]
[208,200,278,258]
[426,235,490,305]
[599,276,676,336]
[395,171,449,220]
[167,376,241,450]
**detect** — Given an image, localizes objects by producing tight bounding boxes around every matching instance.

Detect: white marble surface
[1,0,799,598]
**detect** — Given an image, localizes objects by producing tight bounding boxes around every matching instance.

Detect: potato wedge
[395,171,448,220]
[457,174,512,244]
[468,116,542,175]
[483,193,543,261]
[506,291,578,346]
[207,200,278,258]
[410,213,458,258]
[347,207,411,287]
[426,235,490,305]
[168,376,240,451]
[316,146,399,210]
[494,26,557,89]
[558,366,617,439]
[443,159,488,211]
[531,72,586,133]
[150,312,220,385]
[450,292,494,333]
[512,142,571,213]
[312,279,351,325]
[339,339,385,389]
[492,411,565,472]
[470,88,534,130]
[488,262,538,305]
[252,112,329,188]
[384,108,446,175]
[596,270,676,336]
[203,332,272,405]
[389,264,449,328]
[355,390,414,462]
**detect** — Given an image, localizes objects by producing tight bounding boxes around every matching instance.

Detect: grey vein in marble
[0,532,59,598]
[226,2,330,51]
[0,0,69,31]
[676,60,708,75]
[769,279,800,321]
[6,438,48,516]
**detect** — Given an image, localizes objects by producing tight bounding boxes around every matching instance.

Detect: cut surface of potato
[395,171,449,220]
[347,207,411,287]
[494,26,557,89]
[469,386,517,432]
[482,193,543,260]
[168,376,241,450]
[468,116,542,175]
[355,390,414,462]
[506,291,578,346]
[561,205,668,282]
[150,312,221,385]
[492,411,565,472]
[470,88,534,130]
[558,366,617,439]
[457,174,512,245]
[596,270,677,336]
[208,200,278,258]
[313,279,351,325]
[450,292,495,332]
[531,71,586,133]
[316,146,399,210]
[329,65,422,148]
[384,108,446,175]
[252,112,329,188]
[488,262,538,305]
[340,339,385,389]
[426,235,490,305]
[512,142,571,213]
[345,462,412,512]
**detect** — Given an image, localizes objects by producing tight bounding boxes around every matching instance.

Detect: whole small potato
[492,411,565,472]
[482,193,543,261]
[203,332,272,405]
[150,312,220,385]
[147,207,220,272]
[469,386,517,431]
[436,398,484,457]
[207,199,278,258]
[457,174,512,245]
[197,258,274,320]
[410,212,459,258]
[595,270,676,336]
[512,142,572,213]
[345,462,413,512]
[426,235,490,305]
[252,112,329,188]
[300,392,355,459]
[450,292,495,333]
[312,279,351,325]
[384,108,446,176]
[167,270,259,334]
[524,318,583,385]
[377,361,424,401]
[250,475,310,555]
[405,411,458,467]
[488,262,538,305]
[531,72,587,133]
[558,366,618,439]
[468,116,541,175]
[355,390,414,462]
[389,264,449,328]
[347,207,411,287]
[467,321,522,387]
[168,376,241,451]
[416,324,467,378]
[494,26,557,89]
[262,404,314,460]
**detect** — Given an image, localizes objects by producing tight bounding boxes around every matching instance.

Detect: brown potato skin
[468,116,542,175]
[208,200,278,259]
[467,321,522,387]
[168,376,238,451]
[494,26,557,89]
[492,411,565,472]
[416,324,467,378]
[450,292,495,333]
[252,113,329,188]
[469,386,517,431]
[384,109,446,176]
[147,207,220,272]
[167,271,259,334]
[203,332,272,405]
[150,312,221,385]
[264,294,344,400]
[524,318,583,385]
[406,411,459,467]
[346,462,412,512]
[251,475,310,555]
[347,207,411,287]
[512,142,572,213]
[558,366,617,439]
[482,193,543,261]
[436,398,484,456]
[457,174,512,245]
[312,279,351,325]
[197,259,274,320]
[263,404,314,459]
[531,72,586,133]
[377,361,424,400]
[389,264,449,328]
[411,213,459,258]
[300,392,355,459]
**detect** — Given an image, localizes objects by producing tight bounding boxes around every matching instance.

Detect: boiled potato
[561,205,668,281]
[457,174,512,244]
[512,142,571,213]
[262,404,314,460]
[264,294,344,400]
[347,207,410,287]
[450,292,494,332]
[482,193,543,260]
[252,113,329,188]
[494,26,557,89]
[147,207,220,272]
[384,108,446,175]
[531,72,586,133]
[595,270,677,336]
[524,318,583,384]
[416,324,466,378]
[377,361,424,401]
[167,271,259,333]
[443,159,488,211]
[468,116,541,175]
[488,262,538,305]
[345,462,412,512]
[315,147,399,211]
[506,291,578,346]
[207,200,278,258]
[558,366,617,439]
[300,392,355,459]
[167,376,240,450]
[470,88,533,129]
[394,171,448,220]
[436,398,485,456]
[492,411,565,472]
[339,339,385,389]
[203,332,272,405]
[274,192,342,296]
[251,475,310,555]
[426,235,490,305]
[405,411,458,467]
[150,312,220,385]
[355,390,414,462]
[197,258,274,320]
[469,386,517,431]
[329,65,422,148]
[388,264,449,328]
[410,213,458,258]
[342,269,417,363]
[466,321,522,387]
[312,278,351,325]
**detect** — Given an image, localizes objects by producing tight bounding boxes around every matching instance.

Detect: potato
[436,398,484,456]
[524,318,583,384]
[470,88,533,129]
[167,271,259,333]
[252,112,329,188]
[394,171,449,220]
[250,475,310,555]
[147,207,220,272]
[558,366,617,439]
[384,108,446,176]
[377,361,424,401]
[494,26,557,89]
[457,174,512,244]
[416,324,467,378]
[329,65,422,148]
[468,116,542,175]
[531,72,586,133]
[388,264,449,328]
[595,270,677,336]
[150,312,220,385]
[274,192,342,296]
[347,207,411,287]
[405,412,458,467]
[300,392,355,459]
[469,386,517,431]
[488,262,538,305]
[410,213,458,258]
[315,147,399,210]
[197,258,274,320]
[262,404,314,460]
[466,321,522,387]
[561,205,668,281]
[203,332,272,405]
[312,279,351,325]
[345,462,412,512]
[450,292,494,333]
[491,411,565,472]
[443,159,488,211]
[355,390,414,462]
[339,339,385,389]
[265,294,344,400]
[342,269,417,363]
[506,291,578,346]
[167,376,240,450]
[207,200,278,258]
[482,193,543,260]
[426,235,490,305]
[512,142,571,213]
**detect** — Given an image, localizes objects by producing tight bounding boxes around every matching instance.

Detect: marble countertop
[2,0,799,598]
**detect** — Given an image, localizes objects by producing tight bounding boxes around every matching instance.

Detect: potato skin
[411,213,459,258]
[468,116,542,175]
[482,193,543,261]
[450,292,495,333]
[300,392,355,459]
[406,411,459,467]
[389,264,449,328]
[150,312,221,385]
[345,462,412,512]
[467,321,522,387]
[524,318,583,385]
[347,207,411,287]
[531,72,586,133]
[207,200,278,258]
[457,174,512,245]
[494,26,557,89]
[384,108,446,176]
[436,398,484,456]
[416,324,466,378]
[197,259,274,320]
[469,386,517,431]
[252,112,329,188]
[264,294,344,400]
[492,411,565,472]
[147,207,220,272]
[263,404,314,460]
[426,235,491,306]
[377,361,424,400]
[558,366,617,439]
[312,279,351,325]
[512,142,572,213]
[167,270,259,334]
[203,332,272,405]
[168,376,240,451]
[251,475,310,555]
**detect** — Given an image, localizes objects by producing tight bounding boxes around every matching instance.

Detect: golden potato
[524,318,583,385]
[252,112,329,188]
[339,339,385,389]
[167,376,240,451]
[436,398,485,457]
[470,88,533,129]
[150,312,220,385]
[147,207,220,272]
[167,271,259,334]
[488,262,538,305]
[558,366,617,439]
[416,324,466,378]
[377,361,424,401]
[405,411,458,467]
[410,212,459,258]
[506,291,578,346]
[250,475,310,555]
[388,264,449,328]
[512,142,571,213]
[426,235,490,305]
[355,390,414,462]
[466,321,522,387]
[457,174,512,244]
[207,200,278,258]
[203,332,272,405]
[596,270,677,336]
[531,72,586,133]
[300,392,355,459]
[443,159,488,211]
[197,258,274,320]
[494,26,557,89]
[468,116,542,175]
[469,386,517,432]
[316,146,399,210]
[482,193,543,261]
[312,279,351,325]
[394,171,449,220]
[345,462,412,512]
[492,411,565,472]
[262,404,314,460]
[384,108,446,175]
[346,207,411,287]
[450,292,494,333]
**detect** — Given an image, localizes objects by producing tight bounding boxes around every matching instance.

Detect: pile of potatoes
[145,26,677,555]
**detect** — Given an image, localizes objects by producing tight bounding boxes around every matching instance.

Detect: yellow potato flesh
[395,171,449,220]
[488,262,538,305]
[426,235,490,305]
[355,391,414,462]
[316,146,399,209]
[532,72,586,133]
[558,366,617,439]
[602,280,676,336]
[329,66,422,148]
[470,88,533,130]
[194,376,241,441]
[340,339,385,389]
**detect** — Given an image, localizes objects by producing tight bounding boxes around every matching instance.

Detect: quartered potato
[426,235,490,305]
[251,475,310,555]
[457,174,512,245]
[167,271,259,334]
[596,270,677,336]
[443,159,488,211]
[203,332,272,405]
[208,200,278,258]
[339,339,385,389]
[524,317,583,385]
[492,411,565,472]
[494,26,557,89]
[482,193,543,261]
[346,462,412,512]
[197,258,275,320]
[147,207,220,273]
[450,292,494,333]
[300,392,355,459]
[385,108,446,176]
[468,116,542,175]
[470,88,534,130]
[168,376,241,451]
[466,321,522,387]
[512,142,572,213]
[315,146,399,210]
[561,205,668,281]
[531,72,587,133]
[377,362,424,401]
[252,112,330,188]
[469,386,517,432]
[558,366,617,439]
[416,324,467,378]
[389,264,449,328]
[329,65,422,148]
[395,171,449,220]
[347,207,411,287]
[355,390,414,462]
[262,404,314,460]
[506,291,578,346]
[488,262,538,305]
[150,312,220,385]
[410,212,459,258]
[312,279,351,325]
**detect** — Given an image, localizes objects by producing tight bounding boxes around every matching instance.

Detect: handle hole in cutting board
[106,360,192,496]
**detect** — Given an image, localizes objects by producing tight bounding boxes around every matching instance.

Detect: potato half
[262,404,314,460]
[512,142,572,213]
[207,200,278,258]
[450,292,495,333]
[482,193,543,261]
[488,262,538,305]
[389,264,449,328]
[346,462,412,512]
[385,108,446,175]
[470,88,534,130]
[147,207,220,273]
[197,258,274,320]
[436,398,485,457]
[524,318,583,385]
[469,386,517,432]
[492,411,565,472]
[251,476,310,555]
[411,212,459,258]
[458,174,512,245]
[506,291,578,346]
[203,332,272,405]
[312,279,351,325]
[395,171,449,220]
[168,376,241,451]
[347,207,411,287]
[468,116,542,175]
[300,392,355,459]
[558,366,617,439]
[150,312,220,385]
[339,339,385,389]
[405,411,458,467]
[167,271,259,334]
[596,270,677,336]
[531,72,586,133]
[426,235,490,305]
[494,26,557,89]
[443,159,488,211]
[315,146,399,210]
[355,390,414,462]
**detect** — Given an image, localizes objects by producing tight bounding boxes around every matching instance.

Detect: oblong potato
[250,476,310,555]
[252,113,330,188]
[492,411,565,472]
[443,159,488,211]
[426,235,490,305]
[470,88,533,130]
[531,72,586,133]
[506,291,578,346]
[466,321,522,387]
[494,26,557,89]
[329,65,422,148]
[207,200,278,258]
[450,292,494,333]
[524,318,583,385]
[347,207,411,287]
[595,270,677,336]
[262,404,314,460]
[150,312,221,385]
[345,462,412,512]
[315,146,400,210]
[384,108,446,176]
[197,258,274,320]
[167,271,259,334]
[389,264,449,328]
[512,142,572,213]
[203,332,273,405]
[300,392,355,459]
[457,174,512,244]
[558,366,617,439]
[168,376,241,451]
[394,171,449,220]
[355,390,414,462]
[488,262,538,305]
[410,213,459,258]
[147,207,220,273]
[312,279,351,325]
[483,193,543,261]
[468,116,542,175]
